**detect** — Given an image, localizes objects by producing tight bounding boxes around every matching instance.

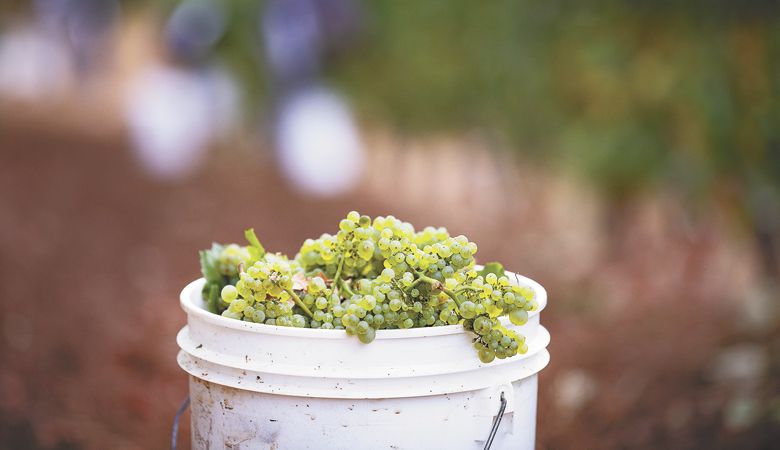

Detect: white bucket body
[188,372,541,450]
[178,272,550,450]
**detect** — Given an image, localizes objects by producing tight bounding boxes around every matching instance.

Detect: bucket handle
[170,392,508,450]
[171,396,190,450]
[483,391,507,450]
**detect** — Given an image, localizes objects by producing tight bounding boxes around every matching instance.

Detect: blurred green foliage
[331,1,780,206]
[2,1,779,213]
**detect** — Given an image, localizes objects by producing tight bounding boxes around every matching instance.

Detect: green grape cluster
[216,244,252,277]
[199,212,538,363]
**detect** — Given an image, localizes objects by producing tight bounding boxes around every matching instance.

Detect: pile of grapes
[199,212,537,363]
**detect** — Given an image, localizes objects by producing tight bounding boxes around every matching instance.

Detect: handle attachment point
[483,391,507,450]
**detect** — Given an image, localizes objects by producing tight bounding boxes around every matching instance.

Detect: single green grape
[339,219,355,232]
[478,348,495,363]
[509,309,528,326]
[474,316,492,335]
[358,327,376,344]
[357,240,374,261]
[221,285,238,302]
[389,299,403,312]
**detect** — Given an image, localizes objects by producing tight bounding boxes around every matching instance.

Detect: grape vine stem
[284,288,314,318]
[391,279,412,305]
[414,271,463,306]
[332,255,345,289]
[339,279,356,297]
[454,286,481,294]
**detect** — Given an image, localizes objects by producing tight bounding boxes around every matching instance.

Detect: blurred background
[1,1,779,449]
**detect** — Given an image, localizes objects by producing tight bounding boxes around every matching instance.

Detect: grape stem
[414,271,463,306]
[332,255,345,288]
[339,279,356,297]
[284,287,314,318]
[407,277,425,289]
[454,286,480,294]
[391,279,412,307]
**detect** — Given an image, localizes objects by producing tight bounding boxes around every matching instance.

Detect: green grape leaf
[205,282,220,314]
[245,228,266,261]
[478,262,505,278]
[200,245,230,313]
[199,248,221,282]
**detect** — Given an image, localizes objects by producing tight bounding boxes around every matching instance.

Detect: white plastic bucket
[177,272,550,449]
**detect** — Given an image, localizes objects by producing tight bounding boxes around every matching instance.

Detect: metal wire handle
[171,396,190,450]
[171,392,507,450]
[483,391,507,450]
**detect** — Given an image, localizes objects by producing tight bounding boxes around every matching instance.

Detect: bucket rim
[180,270,547,340]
